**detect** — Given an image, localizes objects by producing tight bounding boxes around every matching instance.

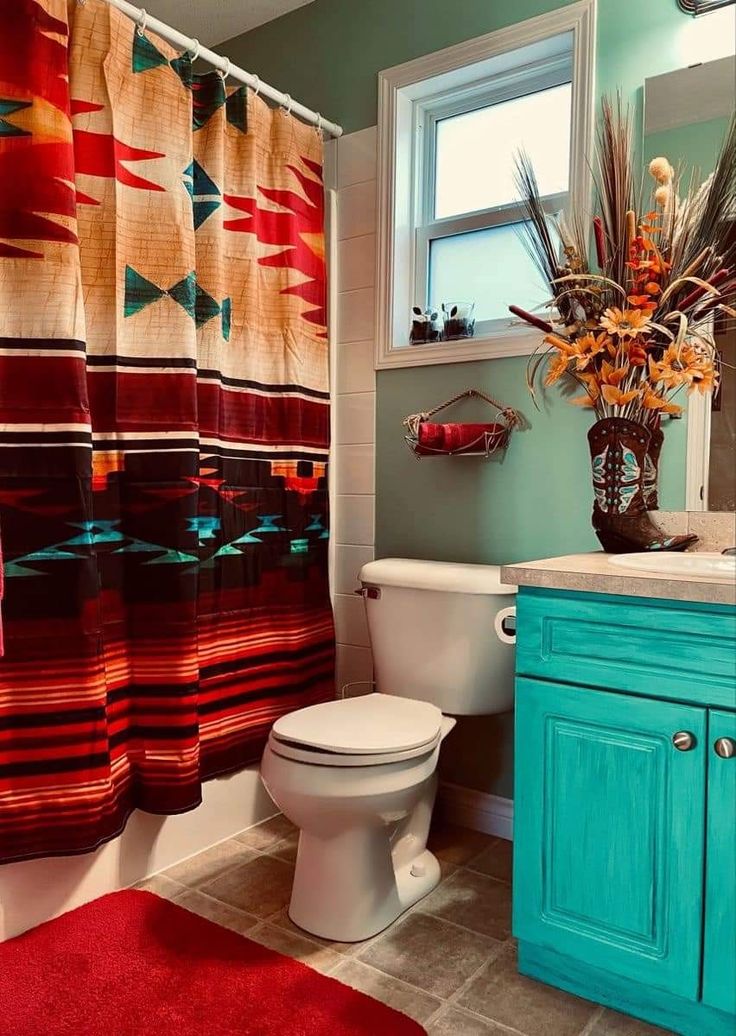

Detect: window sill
[375,328,542,370]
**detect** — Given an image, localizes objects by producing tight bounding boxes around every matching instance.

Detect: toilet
[260,558,517,942]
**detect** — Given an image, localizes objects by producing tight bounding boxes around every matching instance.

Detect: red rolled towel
[415,422,508,455]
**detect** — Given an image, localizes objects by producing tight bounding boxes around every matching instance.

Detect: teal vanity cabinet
[512,587,736,1036]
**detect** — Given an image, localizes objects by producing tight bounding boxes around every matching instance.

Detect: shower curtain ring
[281,93,293,116]
[135,7,147,35]
[189,38,201,61]
[218,58,231,81]
[315,112,323,136]
[251,74,261,97]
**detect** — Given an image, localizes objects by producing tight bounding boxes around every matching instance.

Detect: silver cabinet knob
[672,731,696,751]
[714,737,736,759]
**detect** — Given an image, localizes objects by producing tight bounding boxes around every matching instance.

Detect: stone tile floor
[138,815,673,1036]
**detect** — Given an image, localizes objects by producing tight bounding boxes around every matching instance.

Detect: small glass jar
[409,307,442,344]
[442,302,476,340]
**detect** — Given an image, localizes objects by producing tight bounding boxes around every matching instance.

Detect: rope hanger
[403,388,521,439]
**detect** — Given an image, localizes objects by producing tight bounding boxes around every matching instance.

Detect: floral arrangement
[508,99,735,553]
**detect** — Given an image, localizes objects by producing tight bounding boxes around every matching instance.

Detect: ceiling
[144,0,317,47]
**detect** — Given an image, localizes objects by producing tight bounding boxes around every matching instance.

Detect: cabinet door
[514,678,707,999]
[702,709,736,1015]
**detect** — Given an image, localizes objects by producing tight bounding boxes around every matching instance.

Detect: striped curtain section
[0,0,334,863]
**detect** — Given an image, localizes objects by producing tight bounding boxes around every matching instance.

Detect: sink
[608,551,736,579]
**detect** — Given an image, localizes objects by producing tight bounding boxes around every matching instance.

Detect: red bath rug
[0,890,424,1036]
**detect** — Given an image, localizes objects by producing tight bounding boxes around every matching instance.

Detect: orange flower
[578,371,601,399]
[691,363,719,395]
[601,385,639,406]
[544,351,570,386]
[626,294,657,312]
[574,332,610,370]
[641,388,682,415]
[600,307,652,339]
[600,361,630,387]
[626,341,648,367]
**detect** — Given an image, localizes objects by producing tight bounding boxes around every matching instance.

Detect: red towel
[414,421,508,455]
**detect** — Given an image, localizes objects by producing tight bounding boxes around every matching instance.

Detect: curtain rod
[93,0,343,137]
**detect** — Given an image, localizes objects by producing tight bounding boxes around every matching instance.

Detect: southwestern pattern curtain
[0,0,334,863]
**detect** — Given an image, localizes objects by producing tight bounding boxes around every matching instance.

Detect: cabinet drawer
[515,588,736,709]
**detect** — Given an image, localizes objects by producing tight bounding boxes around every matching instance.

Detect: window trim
[375,0,597,369]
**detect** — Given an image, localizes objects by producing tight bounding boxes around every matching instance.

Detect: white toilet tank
[359,558,516,716]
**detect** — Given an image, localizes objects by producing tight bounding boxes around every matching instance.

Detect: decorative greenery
[509,97,735,426]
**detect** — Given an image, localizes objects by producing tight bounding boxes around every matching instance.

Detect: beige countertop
[500,552,736,606]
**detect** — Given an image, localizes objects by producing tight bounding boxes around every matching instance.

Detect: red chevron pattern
[0,0,334,863]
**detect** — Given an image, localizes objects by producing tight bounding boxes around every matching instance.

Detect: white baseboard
[437,782,514,841]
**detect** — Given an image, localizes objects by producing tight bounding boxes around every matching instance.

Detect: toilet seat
[269,693,444,768]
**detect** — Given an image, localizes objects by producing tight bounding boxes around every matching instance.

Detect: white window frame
[375,0,596,369]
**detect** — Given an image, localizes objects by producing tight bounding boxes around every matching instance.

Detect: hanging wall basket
[403,389,521,459]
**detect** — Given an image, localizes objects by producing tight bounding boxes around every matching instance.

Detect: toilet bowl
[260,559,516,942]
[261,693,456,941]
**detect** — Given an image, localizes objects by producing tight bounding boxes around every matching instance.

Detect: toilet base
[288,841,441,943]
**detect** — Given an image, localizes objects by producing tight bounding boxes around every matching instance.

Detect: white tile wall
[335,391,375,445]
[337,234,376,292]
[332,125,378,694]
[336,339,374,394]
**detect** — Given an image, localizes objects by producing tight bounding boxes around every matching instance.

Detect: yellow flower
[599,307,652,339]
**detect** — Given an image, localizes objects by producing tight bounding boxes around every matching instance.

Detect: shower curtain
[0,0,334,863]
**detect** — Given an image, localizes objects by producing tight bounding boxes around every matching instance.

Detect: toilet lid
[271,693,443,755]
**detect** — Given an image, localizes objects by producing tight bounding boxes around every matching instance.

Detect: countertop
[500,552,736,606]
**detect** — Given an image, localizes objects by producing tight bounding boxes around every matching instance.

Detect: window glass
[428,222,548,323]
[434,82,572,219]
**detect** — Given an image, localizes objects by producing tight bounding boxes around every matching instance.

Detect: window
[375,0,595,368]
[419,79,572,334]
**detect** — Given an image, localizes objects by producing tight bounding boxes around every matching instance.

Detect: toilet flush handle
[494,605,516,644]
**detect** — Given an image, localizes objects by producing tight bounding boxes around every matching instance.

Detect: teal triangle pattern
[170,55,193,89]
[226,89,248,134]
[184,159,221,230]
[195,283,220,328]
[124,266,230,339]
[192,159,220,198]
[182,161,194,198]
[3,561,42,578]
[65,520,125,546]
[168,272,197,318]
[193,200,220,230]
[112,536,166,555]
[221,297,231,341]
[132,32,169,74]
[191,74,226,131]
[124,265,165,317]
[0,98,32,137]
[144,548,199,565]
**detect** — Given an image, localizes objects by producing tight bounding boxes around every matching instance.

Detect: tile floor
[137,815,673,1036]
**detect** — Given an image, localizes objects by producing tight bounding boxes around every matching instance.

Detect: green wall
[225,0,724,799]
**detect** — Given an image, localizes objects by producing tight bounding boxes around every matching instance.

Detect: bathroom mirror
[644,56,736,511]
